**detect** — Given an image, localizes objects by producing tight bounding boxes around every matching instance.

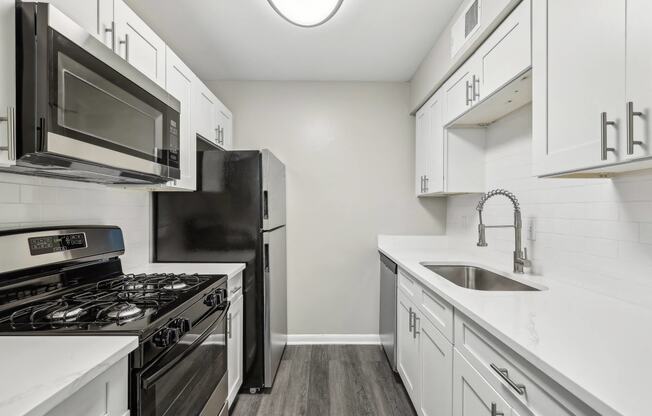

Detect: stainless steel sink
[423,265,539,292]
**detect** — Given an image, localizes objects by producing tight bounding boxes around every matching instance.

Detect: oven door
[136,304,229,416]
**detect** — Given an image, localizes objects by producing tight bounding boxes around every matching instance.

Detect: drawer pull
[230,286,241,296]
[491,403,504,416]
[490,363,527,395]
[408,307,414,333]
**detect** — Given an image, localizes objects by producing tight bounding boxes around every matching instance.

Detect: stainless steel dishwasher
[379,252,398,372]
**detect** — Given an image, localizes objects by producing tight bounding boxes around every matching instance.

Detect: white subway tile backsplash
[446,105,652,309]
[0,174,150,268]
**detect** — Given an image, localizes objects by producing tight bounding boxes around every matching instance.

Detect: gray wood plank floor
[230,345,417,416]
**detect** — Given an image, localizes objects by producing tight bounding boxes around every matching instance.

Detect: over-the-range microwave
[4,2,181,184]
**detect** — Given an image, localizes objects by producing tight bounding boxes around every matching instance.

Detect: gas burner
[162,281,188,291]
[103,303,143,321]
[123,282,146,291]
[48,306,85,322]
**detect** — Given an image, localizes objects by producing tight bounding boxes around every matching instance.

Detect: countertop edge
[22,337,138,416]
[377,245,621,416]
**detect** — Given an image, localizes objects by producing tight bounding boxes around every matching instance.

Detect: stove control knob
[204,292,218,307]
[153,327,180,348]
[169,317,192,334]
[216,288,227,304]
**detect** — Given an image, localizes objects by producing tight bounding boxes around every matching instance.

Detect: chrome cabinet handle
[626,102,644,155]
[424,176,429,193]
[105,21,116,51]
[412,315,420,339]
[227,313,232,339]
[600,112,616,161]
[491,403,504,416]
[408,307,414,333]
[0,107,16,161]
[120,34,130,61]
[465,80,473,106]
[230,286,241,296]
[490,363,527,395]
[472,74,480,101]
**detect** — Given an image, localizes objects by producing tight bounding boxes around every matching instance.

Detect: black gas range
[0,226,230,416]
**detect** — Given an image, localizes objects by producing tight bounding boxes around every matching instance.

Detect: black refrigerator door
[153,149,266,390]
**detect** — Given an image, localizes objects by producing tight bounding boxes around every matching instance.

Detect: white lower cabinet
[227,272,244,408]
[453,350,516,416]
[47,357,129,416]
[419,314,453,416]
[395,268,598,416]
[397,289,420,405]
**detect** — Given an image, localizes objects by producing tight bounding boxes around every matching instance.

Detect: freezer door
[262,150,286,230]
[263,226,287,387]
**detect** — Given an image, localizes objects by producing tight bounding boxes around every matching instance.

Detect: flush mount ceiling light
[267,0,344,27]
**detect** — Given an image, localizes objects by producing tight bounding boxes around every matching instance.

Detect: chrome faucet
[476,189,531,274]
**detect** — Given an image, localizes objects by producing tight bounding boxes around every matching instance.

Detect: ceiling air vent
[465,0,479,37]
[451,0,482,58]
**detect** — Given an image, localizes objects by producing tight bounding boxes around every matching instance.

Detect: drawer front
[398,269,419,302]
[227,271,243,301]
[418,286,454,343]
[47,357,129,416]
[454,312,599,416]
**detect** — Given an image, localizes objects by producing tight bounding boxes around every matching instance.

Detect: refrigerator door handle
[263,191,269,220]
[264,243,270,272]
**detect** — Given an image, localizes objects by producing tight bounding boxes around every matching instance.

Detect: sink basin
[423,265,539,292]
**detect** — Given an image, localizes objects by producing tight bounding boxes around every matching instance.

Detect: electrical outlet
[527,218,536,241]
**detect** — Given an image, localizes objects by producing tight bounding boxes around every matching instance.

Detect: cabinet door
[415,107,429,196]
[193,81,218,144]
[227,293,243,407]
[444,62,475,125]
[625,0,652,161]
[453,350,513,416]
[419,316,453,416]
[47,0,114,48]
[114,0,166,86]
[397,290,420,406]
[164,47,195,191]
[533,0,626,175]
[0,0,15,167]
[425,92,444,194]
[477,0,530,98]
[215,104,233,150]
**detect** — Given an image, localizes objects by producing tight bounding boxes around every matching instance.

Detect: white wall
[0,173,150,270]
[447,104,652,309]
[209,81,447,336]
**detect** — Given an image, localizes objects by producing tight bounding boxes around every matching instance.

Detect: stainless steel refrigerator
[153,148,287,392]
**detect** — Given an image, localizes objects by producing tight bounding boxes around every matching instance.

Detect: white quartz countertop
[378,235,652,416]
[0,336,137,416]
[126,262,246,279]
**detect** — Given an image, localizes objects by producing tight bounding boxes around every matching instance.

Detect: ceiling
[124,0,463,82]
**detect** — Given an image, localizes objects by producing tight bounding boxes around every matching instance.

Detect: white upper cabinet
[532,0,633,177]
[114,0,166,87]
[193,81,219,144]
[417,92,445,195]
[215,103,233,150]
[415,105,429,196]
[624,0,652,162]
[415,88,485,196]
[445,0,531,127]
[164,47,196,191]
[47,0,114,48]
[476,0,530,97]
[0,0,15,167]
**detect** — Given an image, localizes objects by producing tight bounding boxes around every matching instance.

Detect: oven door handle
[141,302,230,390]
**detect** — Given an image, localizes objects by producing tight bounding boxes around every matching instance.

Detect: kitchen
[0,0,650,415]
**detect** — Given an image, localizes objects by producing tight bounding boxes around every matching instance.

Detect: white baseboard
[287,334,381,345]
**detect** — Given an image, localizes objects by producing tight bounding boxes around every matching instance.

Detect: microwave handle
[141,302,229,390]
